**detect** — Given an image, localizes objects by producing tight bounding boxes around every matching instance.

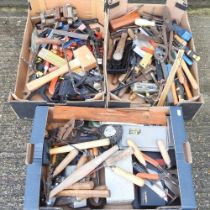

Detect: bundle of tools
[23,4,104,102]
[42,119,180,209]
[108,7,200,106]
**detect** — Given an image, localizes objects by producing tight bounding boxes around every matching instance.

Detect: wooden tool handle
[171,82,179,105]
[50,139,110,155]
[53,149,79,177]
[118,86,129,97]
[66,181,94,190]
[112,166,144,187]
[111,75,120,85]
[127,140,146,166]
[156,140,171,168]
[110,10,140,31]
[25,58,81,92]
[183,77,193,99]
[76,155,88,169]
[49,145,119,198]
[128,28,135,40]
[177,67,184,84]
[105,147,133,166]
[157,49,184,106]
[57,189,110,198]
[113,32,128,61]
[143,154,159,168]
[181,60,198,90]
[136,173,159,181]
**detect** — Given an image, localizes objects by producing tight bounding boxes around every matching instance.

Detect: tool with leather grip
[181,60,198,90]
[127,140,146,167]
[156,140,171,168]
[111,166,144,187]
[53,149,79,177]
[175,79,185,102]
[50,139,110,155]
[113,31,128,61]
[49,145,118,198]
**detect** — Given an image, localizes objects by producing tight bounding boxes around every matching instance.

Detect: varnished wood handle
[181,60,198,90]
[26,59,80,92]
[111,166,144,187]
[76,155,88,169]
[53,149,79,177]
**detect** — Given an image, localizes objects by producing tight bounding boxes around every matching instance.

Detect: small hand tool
[113,31,128,61]
[156,140,171,168]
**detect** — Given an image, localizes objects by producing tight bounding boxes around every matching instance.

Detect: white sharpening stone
[105,154,134,204]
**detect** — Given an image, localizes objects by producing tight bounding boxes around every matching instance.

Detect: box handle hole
[25,143,34,165]
[183,141,193,164]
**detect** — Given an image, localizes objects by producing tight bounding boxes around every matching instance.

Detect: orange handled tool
[136,173,159,181]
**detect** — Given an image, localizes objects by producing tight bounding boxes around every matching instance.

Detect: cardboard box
[105,0,204,120]
[8,0,106,119]
[9,0,203,120]
[24,106,196,210]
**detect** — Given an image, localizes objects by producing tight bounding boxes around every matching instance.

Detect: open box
[8,0,108,119]
[24,106,196,210]
[105,0,203,121]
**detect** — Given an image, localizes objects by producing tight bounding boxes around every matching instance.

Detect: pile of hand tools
[23,4,104,103]
[108,7,200,106]
[42,118,180,209]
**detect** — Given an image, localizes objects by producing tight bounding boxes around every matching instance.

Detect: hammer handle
[76,155,88,169]
[183,77,193,99]
[50,139,110,155]
[113,32,128,61]
[26,59,80,92]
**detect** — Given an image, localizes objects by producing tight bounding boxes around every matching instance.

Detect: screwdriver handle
[127,140,146,166]
[136,173,159,181]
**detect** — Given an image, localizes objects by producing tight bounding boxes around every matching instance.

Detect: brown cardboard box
[8,0,106,118]
[105,0,203,120]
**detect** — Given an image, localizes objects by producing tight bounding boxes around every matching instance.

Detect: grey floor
[0,5,210,210]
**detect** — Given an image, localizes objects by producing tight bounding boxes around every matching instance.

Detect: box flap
[166,0,188,23]
[28,0,105,24]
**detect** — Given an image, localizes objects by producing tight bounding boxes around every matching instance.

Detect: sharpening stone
[105,154,134,204]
